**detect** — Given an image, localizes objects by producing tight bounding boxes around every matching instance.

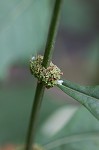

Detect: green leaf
[57,80,99,120]
[44,107,99,150]
[44,134,99,150]
[52,107,99,139]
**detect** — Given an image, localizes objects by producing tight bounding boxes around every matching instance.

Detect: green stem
[25,0,62,150]
[25,83,45,150]
[42,0,62,68]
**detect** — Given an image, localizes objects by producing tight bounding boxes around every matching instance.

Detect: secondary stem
[25,1,62,150]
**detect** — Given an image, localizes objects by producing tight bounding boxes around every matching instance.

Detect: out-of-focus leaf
[0,0,52,79]
[57,80,99,120]
[44,107,99,150]
[39,106,99,146]
[38,106,78,144]
[44,134,99,150]
[51,107,99,139]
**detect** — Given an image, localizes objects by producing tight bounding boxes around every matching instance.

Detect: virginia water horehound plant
[25,0,99,150]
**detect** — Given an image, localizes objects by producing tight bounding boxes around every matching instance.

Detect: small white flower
[57,80,63,85]
[31,56,35,60]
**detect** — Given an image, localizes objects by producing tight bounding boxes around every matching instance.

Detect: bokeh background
[0,0,99,149]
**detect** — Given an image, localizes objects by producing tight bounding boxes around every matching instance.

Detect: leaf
[44,107,99,150]
[51,106,99,139]
[0,0,52,79]
[57,80,99,120]
[44,134,99,150]
[39,106,78,142]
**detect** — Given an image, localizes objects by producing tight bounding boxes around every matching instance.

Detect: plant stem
[25,83,45,150]
[42,0,62,68]
[25,1,62,150]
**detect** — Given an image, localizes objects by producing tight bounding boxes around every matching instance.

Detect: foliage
[57,80,99,120]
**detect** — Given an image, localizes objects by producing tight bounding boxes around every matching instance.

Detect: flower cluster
[30,55,63,88]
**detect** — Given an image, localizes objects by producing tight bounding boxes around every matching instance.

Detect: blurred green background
[0,0,99,149]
